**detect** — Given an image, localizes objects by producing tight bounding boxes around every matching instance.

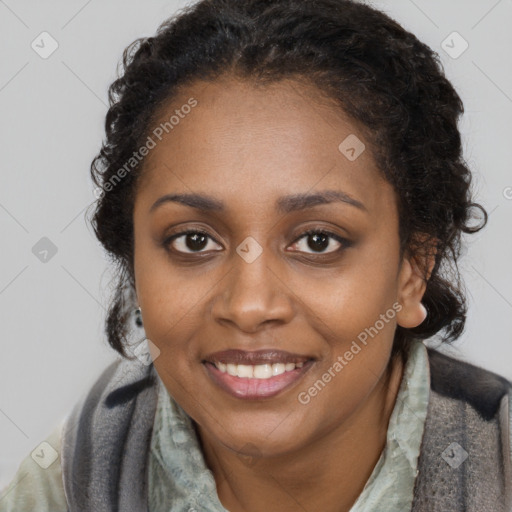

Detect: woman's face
[133,76,426,458]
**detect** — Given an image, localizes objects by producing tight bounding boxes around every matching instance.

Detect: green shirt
[1,340,511,511]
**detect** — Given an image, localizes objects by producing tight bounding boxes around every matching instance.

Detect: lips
[202,348,316,400]
[203,349,313,366]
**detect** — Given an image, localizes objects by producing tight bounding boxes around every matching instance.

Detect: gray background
[1,0,511,490]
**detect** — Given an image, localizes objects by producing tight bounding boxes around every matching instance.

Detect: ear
[396,234,437,329]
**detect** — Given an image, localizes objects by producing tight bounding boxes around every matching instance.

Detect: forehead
[135,76,395,215]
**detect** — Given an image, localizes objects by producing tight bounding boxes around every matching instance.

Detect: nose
[211,248,295,333]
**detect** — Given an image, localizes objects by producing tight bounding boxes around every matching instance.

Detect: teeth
[237,364,254,378]
[253,364,272,379]
[213,361,306,379]
[272,363,285,376]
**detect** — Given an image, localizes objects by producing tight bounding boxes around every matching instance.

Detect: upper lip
[203,349,314,366]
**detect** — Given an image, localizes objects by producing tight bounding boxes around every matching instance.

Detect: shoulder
[425,346,512,421]
[0,420,68,512]
[412,347,512,508]
[60,358,159,511]
[0,359,159,512]
[425,346,512,481]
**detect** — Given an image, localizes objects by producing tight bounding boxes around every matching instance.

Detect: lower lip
[203,361,314,400]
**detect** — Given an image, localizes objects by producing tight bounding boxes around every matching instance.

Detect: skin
[133,75,433,512]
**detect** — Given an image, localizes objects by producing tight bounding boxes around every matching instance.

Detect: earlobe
[396,250,434,329]
[396,301,428,329]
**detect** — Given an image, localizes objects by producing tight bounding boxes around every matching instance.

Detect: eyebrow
[149,190,367,214]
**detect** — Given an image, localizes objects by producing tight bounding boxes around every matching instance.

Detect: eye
[164,228,350,257]
[289,229,349,255]
[165,230,222,254]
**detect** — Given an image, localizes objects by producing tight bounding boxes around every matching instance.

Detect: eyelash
[163,228,351,257]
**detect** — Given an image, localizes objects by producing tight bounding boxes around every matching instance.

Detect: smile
[202,359,314,399]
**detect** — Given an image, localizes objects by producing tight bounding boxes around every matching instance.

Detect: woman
[1,0,511,511]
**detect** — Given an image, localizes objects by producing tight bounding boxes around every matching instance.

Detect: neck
[196,353,405,512]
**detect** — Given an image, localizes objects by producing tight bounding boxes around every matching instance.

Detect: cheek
[134,240,213,345]
[292,251,399,345]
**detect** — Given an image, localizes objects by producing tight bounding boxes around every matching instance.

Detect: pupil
[308,233,328,252]
[187,233,208,251]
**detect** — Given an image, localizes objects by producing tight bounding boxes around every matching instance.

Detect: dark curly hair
[87,0,487,363]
